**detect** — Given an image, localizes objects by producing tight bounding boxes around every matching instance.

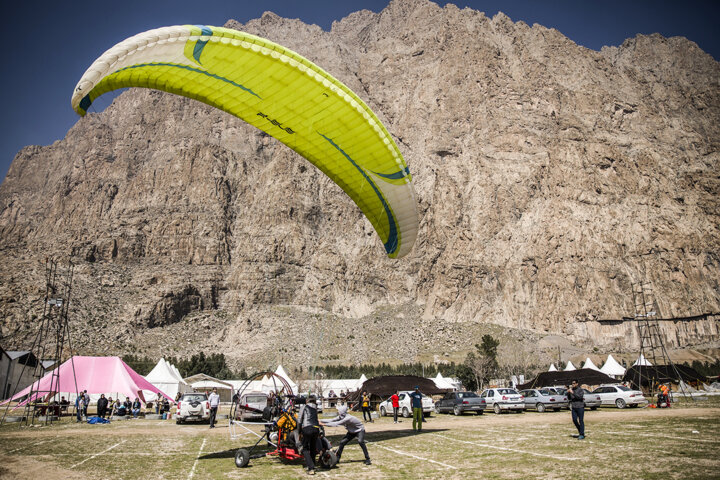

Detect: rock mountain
[1,0,718,369]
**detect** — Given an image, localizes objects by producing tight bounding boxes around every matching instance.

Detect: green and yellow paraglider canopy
[72,25,418,258]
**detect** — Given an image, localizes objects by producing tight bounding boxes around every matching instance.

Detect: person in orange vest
[659,384,671,407]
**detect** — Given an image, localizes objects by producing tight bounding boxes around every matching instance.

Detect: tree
[478,335,500,370]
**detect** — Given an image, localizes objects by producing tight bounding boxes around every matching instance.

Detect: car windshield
[458,392,478,398]
[617,385,631,391]
[498,389,518,395]
[182,394,206,402]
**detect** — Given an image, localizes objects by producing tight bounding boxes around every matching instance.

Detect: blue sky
[2,0,718,182]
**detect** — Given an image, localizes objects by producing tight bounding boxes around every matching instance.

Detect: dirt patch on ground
[0,455,85,480]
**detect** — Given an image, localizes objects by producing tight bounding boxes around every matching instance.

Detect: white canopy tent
[600,354,626,378]
[144,358,190,401]
[430,372,456,391]
[548,363,558,372]
[185,374,234,402]
[582,357,601,371]
[317,378,363,398]
[633,354,653,366]
[564,361,577,371]
[274,365,298,395]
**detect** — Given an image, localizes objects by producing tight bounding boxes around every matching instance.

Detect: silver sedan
[519,388,568,412]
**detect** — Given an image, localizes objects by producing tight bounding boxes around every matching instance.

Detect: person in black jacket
[297,395,321,475]
[97,394,109,419]
[566,380,585,439]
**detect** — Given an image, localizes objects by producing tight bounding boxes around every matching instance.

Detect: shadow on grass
[201,427,450,460]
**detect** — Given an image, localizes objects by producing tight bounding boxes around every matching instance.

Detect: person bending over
[321,405,371,465]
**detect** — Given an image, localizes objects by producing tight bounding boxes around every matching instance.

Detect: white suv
[480,388,525,414]
[176,393,211,424]
[378,391,434,418]
[591,385,648,409]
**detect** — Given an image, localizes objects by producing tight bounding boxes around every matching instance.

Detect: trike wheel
[235,448,250,468]
[319,450,338,469]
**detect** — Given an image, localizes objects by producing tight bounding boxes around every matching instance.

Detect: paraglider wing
[71,25,418,258]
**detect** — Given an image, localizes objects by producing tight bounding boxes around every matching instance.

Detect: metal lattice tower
[631,282,689,398]
[1,259,79,425]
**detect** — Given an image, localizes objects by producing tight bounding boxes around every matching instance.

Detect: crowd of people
[69,390,169,422]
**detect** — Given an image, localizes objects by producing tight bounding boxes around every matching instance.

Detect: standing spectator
[409,386,423,432]
[361,391,373,422]
[75,393,84,422]
[82,390,90,418]
[155,395,161,414]
[566,379,585,440]
[208,387,220,428]
[298,394,321,475]
[390,390,400,424]
[97,394,108,419]
[107,397,114,417]
[321,405,371,465]
[132,397,142,418]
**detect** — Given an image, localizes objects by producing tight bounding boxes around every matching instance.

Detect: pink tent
[1,356,171,406]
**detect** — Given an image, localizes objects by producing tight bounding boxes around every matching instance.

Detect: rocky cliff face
[1,0,718,368]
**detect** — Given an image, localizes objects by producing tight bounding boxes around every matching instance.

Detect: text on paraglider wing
[256,112,295,134]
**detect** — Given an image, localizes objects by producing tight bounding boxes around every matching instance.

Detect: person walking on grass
[321,405,371,465]
[298,394,321,475]
[409,386,423,431]
[361,391,373,422]
[208,387,220,428]
[391,390,400,423]
[567,379,585,440]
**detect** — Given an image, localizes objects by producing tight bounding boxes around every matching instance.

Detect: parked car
[547,386,601,410]
[176,392,210,424]
[480,388,525,414]
[434,391,487,415]
[546,386,567,397]
[378,391,434,418]
[519,388,567,412]
[591,384,648,409]
[236,391,268,421]
[580,388,601,410]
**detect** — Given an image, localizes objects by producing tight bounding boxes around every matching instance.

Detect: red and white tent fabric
[1,356,171,406]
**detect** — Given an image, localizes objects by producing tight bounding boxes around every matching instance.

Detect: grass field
[1,400,718,479]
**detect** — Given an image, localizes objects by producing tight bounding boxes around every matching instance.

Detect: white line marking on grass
[600,431,719,443]
[585,439,644,451]
[188,438,207,480]
[70,440,125,469]
[368,441,458,470]
[430,434,580,461]
[5,439,52,454]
